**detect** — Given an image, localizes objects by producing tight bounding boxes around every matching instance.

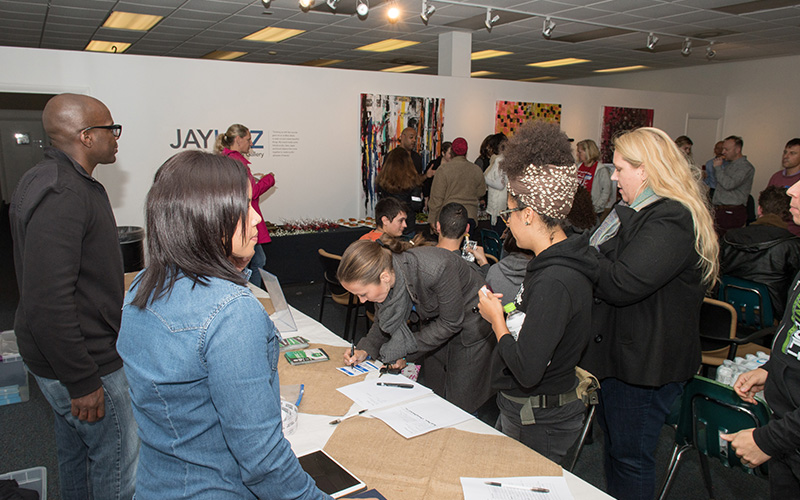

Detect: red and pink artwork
[600,106,654,163]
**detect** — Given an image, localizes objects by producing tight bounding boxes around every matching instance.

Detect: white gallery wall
[1,46,726,227]
[567,54,800,196]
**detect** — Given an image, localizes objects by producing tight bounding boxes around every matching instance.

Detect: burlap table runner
[323,416,562,499]
[278,344,366,416]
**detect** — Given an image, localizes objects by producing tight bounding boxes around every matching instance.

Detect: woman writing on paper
[339,239,495,414]
[476,121,597,463]
[581,128,718,500]
[118,151,332,499]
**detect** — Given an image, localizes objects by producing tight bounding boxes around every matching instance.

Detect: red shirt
[223,148,275,243]
[577,161,598,193]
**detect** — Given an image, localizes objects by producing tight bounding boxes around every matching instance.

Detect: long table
[264,293,613,499]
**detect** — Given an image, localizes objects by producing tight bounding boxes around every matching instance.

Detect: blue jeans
[596,378,683,500]
[33,368,139,500]
[247,244,267,288]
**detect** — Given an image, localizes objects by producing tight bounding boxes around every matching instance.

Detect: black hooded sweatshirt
[491,233,598,397]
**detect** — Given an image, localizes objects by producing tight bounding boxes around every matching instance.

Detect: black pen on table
[484,481,549,493]
[376,382,413,389]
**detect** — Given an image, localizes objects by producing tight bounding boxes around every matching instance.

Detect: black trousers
[769,451,800,499]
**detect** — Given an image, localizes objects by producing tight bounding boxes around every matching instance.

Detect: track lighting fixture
[420,0,435,24]
[261,0,272,8]
[542,17,555,38]
[484,8,499,31]
[681,38,692,56]
[356,0,369,16]
[387,2,400,22]
[646,32,658,50]
[706,41,716,59]
[299,0,314,11]
[326,0,340,9]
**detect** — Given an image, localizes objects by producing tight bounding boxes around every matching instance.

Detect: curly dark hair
[567,185,598,230]
[500,121,574,182]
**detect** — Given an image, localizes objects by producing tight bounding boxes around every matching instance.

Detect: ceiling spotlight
[484,8,499,31]
[681,37,692,56]
[646,32,658,50]
[326,0,340,9]
[356,0,369,17]
[542,17,555,38]
[261,0,272,8]
[299,0,314,11]
[387,2,400,23]
[420,0,435,24]
[706,41,716,59]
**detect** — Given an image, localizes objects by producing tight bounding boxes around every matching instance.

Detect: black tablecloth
[263,226,370,284]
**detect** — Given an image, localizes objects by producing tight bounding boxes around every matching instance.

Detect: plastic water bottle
[504,302,526,341]
[716,361,734,386]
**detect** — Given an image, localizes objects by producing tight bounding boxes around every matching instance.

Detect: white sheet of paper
[461,476,574,500]
[336,373,431,409]
[370,395,473,438]
[336,360,381,377]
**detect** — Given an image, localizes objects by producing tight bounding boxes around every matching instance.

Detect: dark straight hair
[131,150,250,308]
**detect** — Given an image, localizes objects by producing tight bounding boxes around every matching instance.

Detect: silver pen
[484,481,550,493]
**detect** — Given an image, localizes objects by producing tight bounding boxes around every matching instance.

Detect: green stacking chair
[658,376,771,500]
[480,228,502,260]
[718,275,774,330]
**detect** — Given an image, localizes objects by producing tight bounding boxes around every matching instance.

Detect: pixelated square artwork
[360,94,445,216]
[600,106,654,163]
[494,101,561,137]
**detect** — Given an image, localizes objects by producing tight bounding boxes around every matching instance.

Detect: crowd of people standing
[9,91,800,500]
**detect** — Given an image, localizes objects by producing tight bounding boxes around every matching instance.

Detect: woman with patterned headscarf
[476,121,598,463]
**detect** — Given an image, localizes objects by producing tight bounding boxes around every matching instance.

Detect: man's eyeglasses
[80,124,122,138]
[498,207,524,224]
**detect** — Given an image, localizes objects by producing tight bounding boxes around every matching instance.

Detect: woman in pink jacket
[215,124,275,288]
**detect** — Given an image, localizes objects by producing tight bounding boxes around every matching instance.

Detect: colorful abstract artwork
[360,94,445,215]
[494,101,561,137]
[600,106,655,163]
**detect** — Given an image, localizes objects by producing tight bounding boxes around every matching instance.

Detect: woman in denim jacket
[118,151,330,499]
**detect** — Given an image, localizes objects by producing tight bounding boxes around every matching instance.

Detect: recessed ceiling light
[243,27,305,42]
[203,51,247,60]
[102,11,162,31]
[356,39,419,52]
[301,58,344,66]
[594,65,648,73]
[527,58,590,68]
[471,50,512,60]
[519,76,557,82]
[85,40,131,53]
[381,64,427,73]
[470,71,497,77]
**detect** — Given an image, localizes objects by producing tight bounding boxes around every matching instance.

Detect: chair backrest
[674,376,771,476]
[699,297,737,353]
[718,275,774,329]
[480,228,502,260]
[318,249,347,294]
